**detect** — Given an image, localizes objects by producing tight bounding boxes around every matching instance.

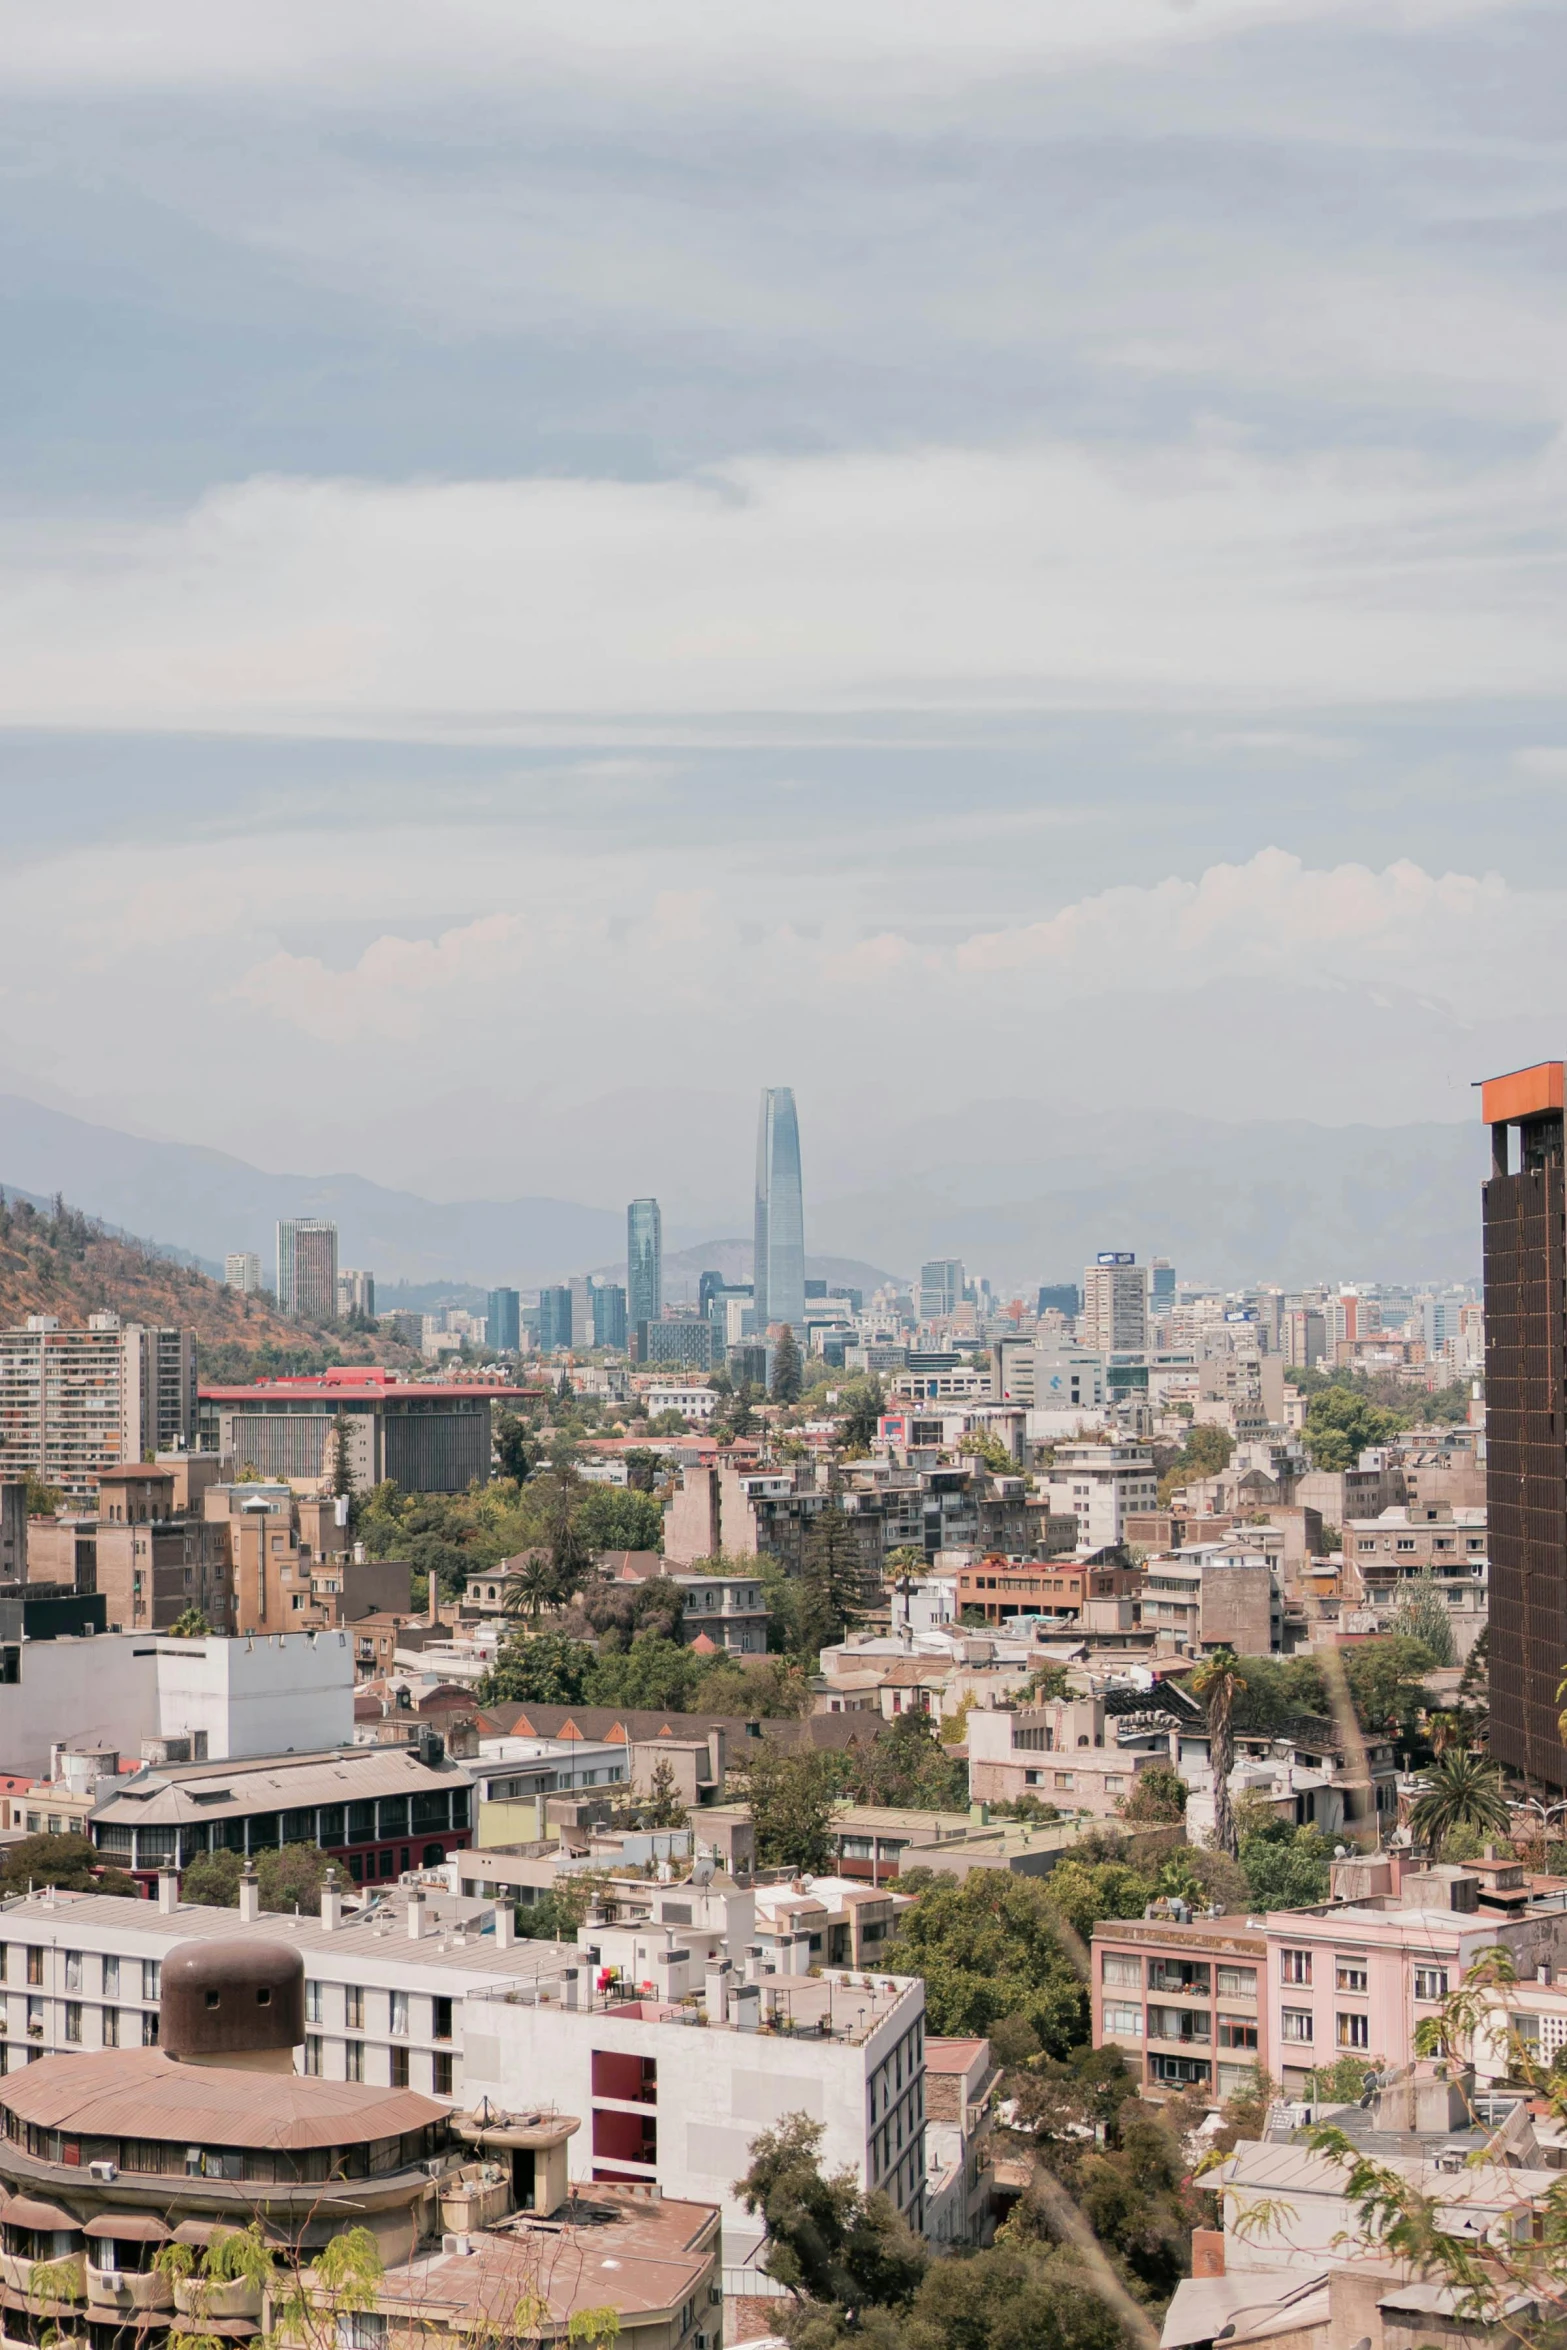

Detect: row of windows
[1101,1955,1258,1999]
[301,2038,454,2094]
[1104,2004,1259,2050]
[1278,1950,1447,2000]
[0,1950,161,1998]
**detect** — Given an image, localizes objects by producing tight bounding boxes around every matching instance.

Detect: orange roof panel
[1481,1061,1564,1124]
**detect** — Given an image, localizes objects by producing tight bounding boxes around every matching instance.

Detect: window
[1414,1968,1449,2002]
[24,1948,41,1988]
[303,2037,323,2077]
[389,1990,409,2037]
[1103,2003,1142,2038]
[1279,1949,1312,1986]
[305,1981,323,2026]
[345,2041,365,2082]
[432,1997,453,2043]
[102,2009,119,2048]
[1336,2012,1370,2050]
[142,2010,160,2047]
[1217,2015,1258,2050]
[1053,1773,1075,1789]
[1280,2009,1314,2044]
[1216,1967,1256,2000]
[345,1986,365,2030]
[64,2002,82,2042]
[432,2051,453,2096]
[1102,1954,1142,1990]
[142,1961,161,2002]
[1336,1957,1368,1994]
[64,1952,82,1993]
[390,2046,410,2089]
[102,1956,119,1998]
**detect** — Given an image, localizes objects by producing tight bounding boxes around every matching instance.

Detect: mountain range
[0,1090,1488,1293]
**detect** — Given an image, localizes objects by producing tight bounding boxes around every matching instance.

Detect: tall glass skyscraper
[627,1198,663,1335]
[754,1087,805,1333]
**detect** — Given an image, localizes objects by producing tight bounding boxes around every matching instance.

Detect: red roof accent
[689,1633,718,1655]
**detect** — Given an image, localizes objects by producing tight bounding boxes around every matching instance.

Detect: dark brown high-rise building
[1482,1059,1567,1785]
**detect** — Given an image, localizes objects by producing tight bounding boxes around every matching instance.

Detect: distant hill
[0,1191,413,1370]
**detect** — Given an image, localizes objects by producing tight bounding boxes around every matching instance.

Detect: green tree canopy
[477,1630,597,1707]
[0,1833,136,1899]
[884,1869,1086,2052]
[1238,1820,1331,1911]
[836,1713,967,1812]
[742,1744,840,1874]
[1301,1382,1410,1471]
[736,2112,928,2311]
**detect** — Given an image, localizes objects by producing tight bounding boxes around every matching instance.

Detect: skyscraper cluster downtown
[624,1085,806,1350]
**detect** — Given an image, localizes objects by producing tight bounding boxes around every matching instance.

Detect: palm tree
[1409,1749,1511,1852]
[503,1553,564,1626]
[1190,1647,1247,1859]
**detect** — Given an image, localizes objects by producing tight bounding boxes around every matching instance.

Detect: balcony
[87,2267,175,2315]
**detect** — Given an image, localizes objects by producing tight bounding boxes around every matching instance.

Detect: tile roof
[93,1745,462,1826]
[0,2049,445,2149]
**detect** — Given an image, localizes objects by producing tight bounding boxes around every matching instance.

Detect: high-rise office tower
[224,1252,262,1295]
[754,1087,805,1334]
[919,1259,965,1320]
[1481,1060,1567,1784]
[337,1269,375,1319]
[593,1284,628,1351]
[1080,1253,1148,1353]
[628,1200,663,1338]
[486,1288,521,1353]
[1150,1259,1176,1308]
[276,1219,339,1322]
[538,1286,574,1354]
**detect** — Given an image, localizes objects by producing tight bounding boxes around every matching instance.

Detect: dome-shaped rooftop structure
[160,1938,304,2070]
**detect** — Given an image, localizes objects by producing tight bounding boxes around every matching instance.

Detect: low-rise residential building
[955,1552,1139,1629]
[669,1570,768,1655]
[88,1739,471,1890]
[923,2036,1000,2247]
[1139,1546,1282,1656]
[1040,1444,1158,1554]
[1092,1910,1268,2105]
[967,1702,1164,1817]
[1262,1852,1567,2094]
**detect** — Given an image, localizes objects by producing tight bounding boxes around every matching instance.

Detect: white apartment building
[0,1873,927,2271]
[0,1316,196,1498]
[224,1253,262,1294]
[1041,1443,1157,1553]
[0,1878,562,2104]
[0,1626,354,1777]
[1080,1256,1148,1353]
[644,1386,719,1422]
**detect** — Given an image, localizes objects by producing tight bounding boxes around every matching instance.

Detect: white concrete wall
[0,1635,161,1775]
[154,1628,354,1757]
[460,1982,924,2263]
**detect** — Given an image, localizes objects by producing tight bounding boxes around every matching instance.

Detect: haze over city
[0,2,1565,1286]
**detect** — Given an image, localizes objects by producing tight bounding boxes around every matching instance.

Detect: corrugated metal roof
[95,1745,462,1826]
[0,2050,445,2150]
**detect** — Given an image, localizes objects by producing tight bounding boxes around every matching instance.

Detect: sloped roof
[0,2049,444,2150]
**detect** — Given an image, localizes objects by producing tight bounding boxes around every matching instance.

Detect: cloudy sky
[1,0,1565,1233]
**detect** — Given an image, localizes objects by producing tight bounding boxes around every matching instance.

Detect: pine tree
[771,1326,803,1404]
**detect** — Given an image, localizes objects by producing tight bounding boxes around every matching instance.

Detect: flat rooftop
[372,2188,718,2326]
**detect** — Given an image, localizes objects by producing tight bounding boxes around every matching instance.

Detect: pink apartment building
[1093,1850,1567,2108]
[1091,1911,1268,2104]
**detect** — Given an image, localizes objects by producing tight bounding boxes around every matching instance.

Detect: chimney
[408,1889,428,1940]
[705,1958,731,2025]
[321,1868,343,1932]
[428,1570,440,1629]
[238,1861,260,1924]
[494,1903,515,1950]
[157,1868,179,1916]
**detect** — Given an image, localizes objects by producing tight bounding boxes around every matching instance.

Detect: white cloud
[948,848,1533,998]
[2,433,1566,739]
[0,0,1457,105]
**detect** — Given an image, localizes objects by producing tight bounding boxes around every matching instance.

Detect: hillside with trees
[0,1189,415,1372]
